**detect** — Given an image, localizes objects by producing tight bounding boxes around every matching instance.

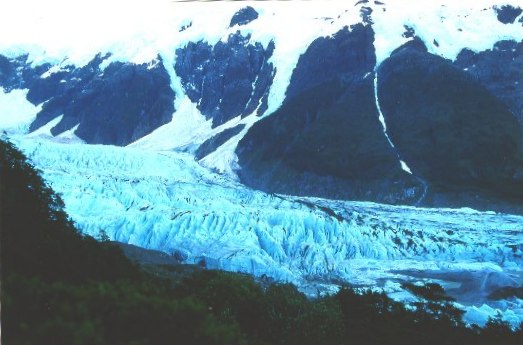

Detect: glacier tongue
[12,137,523,327]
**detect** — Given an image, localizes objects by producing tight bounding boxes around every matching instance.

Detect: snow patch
[40,65,64,79]
[0,89,41,134]
[373,71,413,174]
[400,160,412,174]
[371,0,523,64]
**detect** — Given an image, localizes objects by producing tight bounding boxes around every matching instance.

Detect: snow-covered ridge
[1,0,522,174]
[12,137,523,327]
[2,1,521,66]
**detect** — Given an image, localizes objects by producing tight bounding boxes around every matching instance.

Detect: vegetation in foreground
[1,138,522,345]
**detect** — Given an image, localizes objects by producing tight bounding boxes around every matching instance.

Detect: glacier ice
[11,136,523,327]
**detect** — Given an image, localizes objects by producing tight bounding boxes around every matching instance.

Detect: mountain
[1,1,522,210]
[1,0,522,328]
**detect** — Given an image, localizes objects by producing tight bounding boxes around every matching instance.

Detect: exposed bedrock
[377,40,523,205]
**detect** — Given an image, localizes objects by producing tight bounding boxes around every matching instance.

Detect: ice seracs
[11,137,523,327]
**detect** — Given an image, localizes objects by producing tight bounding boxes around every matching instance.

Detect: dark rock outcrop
[237,76,421,203]
[285,24,375,101]
[402,25,415,39]
[195,124,245,160]
[237,28,523,209]
[377,42,523,202]
[175,33,275,127]
[179,21,192,32]
[360,6,373,24]
[229,6,259,27]
[25,55,175,146]
[2,53,176,146]
[237,26,423,204]
[494,5,522,24]
[0,54,52,92]
[28,54,110,132]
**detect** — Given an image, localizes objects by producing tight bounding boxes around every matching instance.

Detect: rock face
[175,33,275,127]
[195,124,245,160]
[237,76,422,203]
[454,40,523,124]
[237,28,523,209]
[229,6,259,27]
[0,55,52,92]
[285,24,375,100]
[1,54,175,146]
[237,25,423,204]
[377,40,523,203]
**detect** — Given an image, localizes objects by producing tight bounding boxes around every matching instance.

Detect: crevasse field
[10,138,523,327]
[1,0,522,328]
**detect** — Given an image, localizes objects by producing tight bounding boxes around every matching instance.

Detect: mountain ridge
[1,0,522,210]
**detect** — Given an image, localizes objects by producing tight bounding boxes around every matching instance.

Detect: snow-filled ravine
[8,136,523,328]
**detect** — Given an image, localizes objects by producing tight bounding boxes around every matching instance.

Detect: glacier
[9,136,523,327]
